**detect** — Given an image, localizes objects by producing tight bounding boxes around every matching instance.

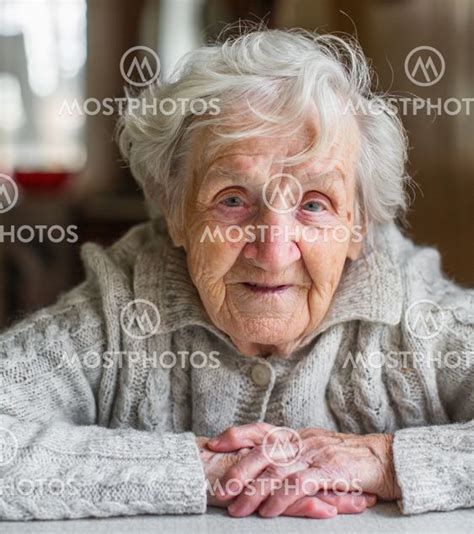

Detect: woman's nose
[242,213,301,272]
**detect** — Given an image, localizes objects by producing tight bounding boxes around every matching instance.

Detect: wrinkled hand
[197,433,378,518]
[205,423,401,518]
[196,436,251,507]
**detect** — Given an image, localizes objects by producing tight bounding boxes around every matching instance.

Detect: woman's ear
[347,223,366,261]
[347,239,362,260]
[166,218,186,248]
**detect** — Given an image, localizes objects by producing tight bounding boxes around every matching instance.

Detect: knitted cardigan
[0,218,472,520]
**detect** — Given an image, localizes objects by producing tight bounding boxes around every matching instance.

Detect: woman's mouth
[242,282,292,294]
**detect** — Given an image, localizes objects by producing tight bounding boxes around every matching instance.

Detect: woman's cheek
[193,239,244,282]
[299,236,347,285]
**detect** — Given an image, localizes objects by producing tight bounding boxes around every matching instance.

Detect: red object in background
[14,170,71,190]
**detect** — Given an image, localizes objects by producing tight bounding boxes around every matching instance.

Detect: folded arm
[0,282,206,520]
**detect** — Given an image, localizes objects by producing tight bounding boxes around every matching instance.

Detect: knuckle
[235,447,252,462]
[226,427,240,440]
[254,445,268,460]
[261,464,285,480]
[226,464,245,481]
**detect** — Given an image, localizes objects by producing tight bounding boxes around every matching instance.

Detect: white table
[2,504,473,533]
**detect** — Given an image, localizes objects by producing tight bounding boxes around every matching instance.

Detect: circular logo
[0,174,19,213]
[120,46,160,87]
[262,173,303,214]
[261,427,304,467]
[0,427,18,466]
[404,46,445,87]
[405,299,444,340]
[120,298,161,339]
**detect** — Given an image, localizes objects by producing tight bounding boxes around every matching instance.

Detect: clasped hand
[197,422,401,519]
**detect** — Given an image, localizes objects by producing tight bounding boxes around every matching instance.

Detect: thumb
[207,423,274,451]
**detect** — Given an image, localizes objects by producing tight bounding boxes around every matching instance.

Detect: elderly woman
[0,29,472,521]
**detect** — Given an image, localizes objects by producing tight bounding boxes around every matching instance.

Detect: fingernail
[258,505,269,517]
[228,503,242,516]
[327,505,337,517]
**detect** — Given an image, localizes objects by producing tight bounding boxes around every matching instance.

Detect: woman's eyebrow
[296,171,347,198]
[300,168,346,183]
[201,167,347,192]
[202,167,254,185]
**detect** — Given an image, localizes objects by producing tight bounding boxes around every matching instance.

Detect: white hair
[118,27,410,237]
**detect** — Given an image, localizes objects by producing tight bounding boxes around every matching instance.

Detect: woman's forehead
[194,125,359,178]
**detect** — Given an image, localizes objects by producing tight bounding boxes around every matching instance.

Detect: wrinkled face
[173,110,362,357]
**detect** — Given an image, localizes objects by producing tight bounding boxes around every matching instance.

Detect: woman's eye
[302,200,326,212]
[220,196,244,208]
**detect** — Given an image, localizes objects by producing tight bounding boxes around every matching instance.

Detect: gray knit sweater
[0,218,472,520]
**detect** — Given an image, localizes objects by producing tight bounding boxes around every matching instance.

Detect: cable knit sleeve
[0,281,206,520]
[392,289,474,515]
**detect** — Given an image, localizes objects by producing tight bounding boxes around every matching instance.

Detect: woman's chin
[229,316,305,349]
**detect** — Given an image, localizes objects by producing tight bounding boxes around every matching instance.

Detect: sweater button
[250,363,272,387]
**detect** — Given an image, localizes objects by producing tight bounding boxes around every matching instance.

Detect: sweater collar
[135,219,404,350]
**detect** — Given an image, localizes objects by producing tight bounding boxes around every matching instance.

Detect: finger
[218,438,308,502]
[267,496,337,519]
[319,491,377,510]
[317,491,368,514]
[365,493,377,507]
[208,423,274,451]
[215,446,274,501]
[258,468,323,517]
[227,463,298,517]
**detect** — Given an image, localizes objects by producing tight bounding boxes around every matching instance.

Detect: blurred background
[0,0,472,328]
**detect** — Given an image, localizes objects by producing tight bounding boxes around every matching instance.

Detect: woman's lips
[242,282,292,294]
